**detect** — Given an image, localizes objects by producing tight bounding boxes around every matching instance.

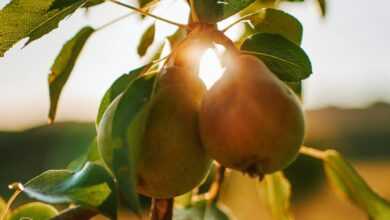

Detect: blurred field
[0,102,389,219]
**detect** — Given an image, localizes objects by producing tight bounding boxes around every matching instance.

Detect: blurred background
[0,0,389,219]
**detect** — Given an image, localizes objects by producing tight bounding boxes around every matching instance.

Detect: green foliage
[241,33,312,82]
[96,65,149,126]
[6,202,58,220]
[50,206,98,220]
[22,162,117,219]
[286,81,302,97]
[262,172,294,220]
[139,0,154,7]
[247,8,303,45]
[49,0,82,10]
[194,0,255,23]
[48,27,94,122]
[138,23,156,57]
[0,197,5,215]
[0,0,87,57]
[84,0,105,8]
[67,138,101,171]
[323,150,390,220]
[197,163,217,194]
[99,74,157,213]
[174,192,193,208]
[168,28,187,49]
[174,200,231,220]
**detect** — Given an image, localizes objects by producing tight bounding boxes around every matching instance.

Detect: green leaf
[22,162,117,219]
[197,163,217,194]
[49,0,81,10]
[262,172,294,220]
[0,0,88,57]
[285,81,302,97]
[174,200,230,220]
[97,73,156,213]
[96,65,151,126]
[50,0,104,10]
[67,138,101,171]
[137,23,156,57]
[96,75,132,126]
[84,0,105,8]
[194,0,255,23]
[7,202,58,220]
[111,74,156,213]
[0,197,6,215]
[175,192,193,208]
[323,150,390,220]
[247,8,303,45]
[168,28,187,49]
[48,26,94,122]
[50,206,98,220]
[138,0,154,7]
[241,33,312,81]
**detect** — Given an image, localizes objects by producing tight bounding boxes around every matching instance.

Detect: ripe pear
[98,66,212,198]
[199,55,305,177]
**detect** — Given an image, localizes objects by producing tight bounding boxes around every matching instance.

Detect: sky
[0,0,390,130]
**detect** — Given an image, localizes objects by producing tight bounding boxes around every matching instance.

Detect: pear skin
[98,67,212,198]
[137,66,212,198]
[199,55,305,177]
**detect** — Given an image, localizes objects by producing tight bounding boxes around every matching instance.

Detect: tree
[0,0,389,219]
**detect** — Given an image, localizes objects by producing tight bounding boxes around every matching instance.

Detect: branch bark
[150,198,174,220]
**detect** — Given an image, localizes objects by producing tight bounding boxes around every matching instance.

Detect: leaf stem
[107,0,188,29]
[95,13,134,32]
[151,198,174,220]
[0,183,23,220]
[96,0,160,32]
[207,164,226,203]
[222,10,262,32]
[299,146,326,160]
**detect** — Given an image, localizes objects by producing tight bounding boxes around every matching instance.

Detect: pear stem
[151,198,174,220]
[188,0,199,22]
[107,0,188,29]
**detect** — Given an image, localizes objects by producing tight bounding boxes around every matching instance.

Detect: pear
[199,55,305,177]
[98,66,212,198]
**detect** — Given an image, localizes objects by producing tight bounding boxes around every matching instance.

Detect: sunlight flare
[199,49,225,89]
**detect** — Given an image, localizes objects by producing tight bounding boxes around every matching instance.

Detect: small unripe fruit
[199,55,305,177]
[98,66,212,198]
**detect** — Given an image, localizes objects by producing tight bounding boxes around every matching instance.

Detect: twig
[96,0,161,32]
[207,164,226,203]
[222,10,262,32]
[95,13,134,32]
[0,183,23,220]
[151,198,174,220]
[299,145,326,160]
[107,0,188,29]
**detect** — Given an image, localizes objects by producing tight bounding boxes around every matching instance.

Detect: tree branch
[151,198,174,220]
[107,0,188,29]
